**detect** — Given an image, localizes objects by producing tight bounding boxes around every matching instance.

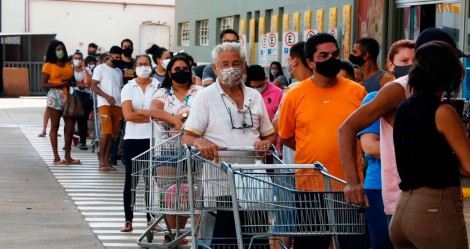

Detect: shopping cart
[186,147,366,249]
[186,147,284,249]
[89,92,101,154]
[132,120,191,248]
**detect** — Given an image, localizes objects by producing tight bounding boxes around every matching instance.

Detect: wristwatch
[182,112,188,118]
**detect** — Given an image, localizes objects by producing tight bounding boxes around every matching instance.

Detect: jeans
[74,90,93,145]
[365,189,394,249]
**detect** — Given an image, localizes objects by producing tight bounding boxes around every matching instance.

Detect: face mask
[111,58,124,68]
[348,54,365,66]
[73,59,82,67]
[270,69,278,76]
[218,67,243,88]
[56,50,65,59]
[315,57,341,78]
[89,64,96,70]
[162,59,171,70]
[88,52,96,56]
[171,70,192,84]
[123,48,133,57]
[285,59,297,80]
[254,83,267,93]
[136,66,152,79]
[393,64,412,79]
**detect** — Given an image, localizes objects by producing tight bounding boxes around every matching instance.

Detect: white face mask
[89,64,96,70]
[73,59,82,67]
[162,59,171,70]
[218,67,243,88]
[136,66,152,79]
[254,83,267,93]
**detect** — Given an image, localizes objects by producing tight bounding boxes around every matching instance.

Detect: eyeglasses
[173,66,190,72]
[136,63,151,67]
[222,39,240,43]
[220,95,253,130]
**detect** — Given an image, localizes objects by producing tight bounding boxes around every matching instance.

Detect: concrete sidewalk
[0,97,105,249]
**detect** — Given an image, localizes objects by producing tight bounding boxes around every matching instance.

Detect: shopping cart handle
[314,161,327,172]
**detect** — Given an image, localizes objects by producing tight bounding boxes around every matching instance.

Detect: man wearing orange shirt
[278,33,368,249]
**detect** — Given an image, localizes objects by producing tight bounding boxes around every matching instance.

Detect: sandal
[53,160,67,165]
[65,159,81,165]
[38,133,46,137]
[120,221,133,232]
[99,165,113,172]
[147,221,164,232]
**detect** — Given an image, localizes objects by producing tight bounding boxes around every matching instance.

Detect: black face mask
[393,64,412,79]
[171,71,192,84]
[88,52,96,56]
[349,53,365,66]
[123,48,133,57]
[111,58,124,68]
[315,57,341,78]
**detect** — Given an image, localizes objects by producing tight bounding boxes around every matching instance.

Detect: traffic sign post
[266,32,278,64]
[282,31,298,67]
[329,28,338,39]
[303,29,317,41]
[258,34,267,67]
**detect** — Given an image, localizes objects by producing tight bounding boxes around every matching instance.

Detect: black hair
[246,64,266,86]
[74,50,83,56]
[88,43,98,49]
[408,41,464,98]
[339,59,355,79]
[305,33,339,61]
[145,44,168,64]
[84,55,97,65]
[160,55,193,88]
[289,41,309,68]
[356,37,380,61]
[45,40,68,64]
[177,52,195,66]
[268,61,284,82]
[219,28,239,42]
[121,38,133,48]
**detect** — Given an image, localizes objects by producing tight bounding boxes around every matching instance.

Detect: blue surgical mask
[285,58,297,80]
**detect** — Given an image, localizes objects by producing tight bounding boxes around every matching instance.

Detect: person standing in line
[278,33,368,249]
[41,40,81,165]
[245,64,283,120]
[386,39,415,79]
[87,42,98,57]
[349,38,394,92]
[90,46,124,171]
[85,55,97,73]
[390,41,470,249]
[201,28,240,87]
[268,61,288,89]
[339,27,467,224]
[338,59,356,81]
[71,50,93,150]
[120,54,159,232]
[146,44,171,85]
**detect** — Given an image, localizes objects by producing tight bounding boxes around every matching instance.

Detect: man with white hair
[182,42,274,248]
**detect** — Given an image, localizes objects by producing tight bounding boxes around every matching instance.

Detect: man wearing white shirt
[91,46,124,171]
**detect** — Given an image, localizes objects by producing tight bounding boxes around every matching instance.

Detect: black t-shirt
[394,94,460,191]
[120,59,135,85]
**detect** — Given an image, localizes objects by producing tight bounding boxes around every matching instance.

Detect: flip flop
[99,165,113,171]
[66,159,81,165]
[53,160,67,165]
[38,133,46,137]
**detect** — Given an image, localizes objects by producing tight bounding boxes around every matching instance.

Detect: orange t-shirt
[42,62,73,94]
[278,77,367,191]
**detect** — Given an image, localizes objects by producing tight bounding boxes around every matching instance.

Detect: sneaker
[79,144,88,150]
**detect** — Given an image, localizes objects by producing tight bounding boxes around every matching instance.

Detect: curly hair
[45,41,68,64]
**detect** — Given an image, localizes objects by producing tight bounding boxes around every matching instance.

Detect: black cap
[415,27,467,58]
[109,46,122,55]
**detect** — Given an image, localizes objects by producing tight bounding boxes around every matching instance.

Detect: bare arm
[121,100,150,123]
[272,116,279,134]
[82,65,91,87]
[280,136,295,151]
[359,133,380,158]
[149,99,184,130]
[338,82,406,206]
[90,79,116,106]
[379,72,395,88]
[435,104,470,176]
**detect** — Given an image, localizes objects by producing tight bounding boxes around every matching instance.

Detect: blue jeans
[365,189,394,249]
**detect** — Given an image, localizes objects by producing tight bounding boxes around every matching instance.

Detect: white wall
[28,0,175,55]
[2,0,27,32]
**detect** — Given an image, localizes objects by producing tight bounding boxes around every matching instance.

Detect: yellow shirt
[278,77,367,191]
[42,62,73,94]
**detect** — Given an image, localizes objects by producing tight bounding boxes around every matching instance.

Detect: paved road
[1,97,470,248]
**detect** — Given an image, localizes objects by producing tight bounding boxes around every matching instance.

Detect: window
[181,22,190,46]
[199,20,209,45]
[221,16,234,31]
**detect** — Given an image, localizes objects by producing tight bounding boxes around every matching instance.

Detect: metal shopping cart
[132,120,191,248]
[89,92,101,154]
[186,147,366,249]
[186,147,284,249]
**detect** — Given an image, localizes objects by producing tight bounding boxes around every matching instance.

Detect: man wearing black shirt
[120,38,135,85]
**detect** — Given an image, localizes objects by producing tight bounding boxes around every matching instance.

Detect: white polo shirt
[121,78,159,140]
[185,80,274,146]
[92,64,123,107]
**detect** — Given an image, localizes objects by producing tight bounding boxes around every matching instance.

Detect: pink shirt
[261,82,283,120]
[380,75,411,215]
